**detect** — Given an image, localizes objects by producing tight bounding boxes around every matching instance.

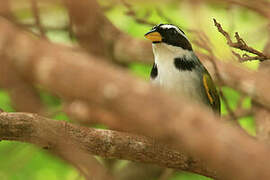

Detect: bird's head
[144,24,192,52]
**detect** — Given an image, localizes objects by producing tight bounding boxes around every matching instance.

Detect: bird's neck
[152,43,193,66]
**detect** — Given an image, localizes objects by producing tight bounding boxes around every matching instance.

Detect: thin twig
[122,0,155,26]
[213,18,270,62]
[30,0,47,38]
[156,8,174,24]
[234,108,253,119]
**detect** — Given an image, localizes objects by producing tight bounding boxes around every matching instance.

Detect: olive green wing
[202,72,220,114]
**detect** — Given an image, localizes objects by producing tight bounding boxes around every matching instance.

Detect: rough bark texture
[0,112,215,178]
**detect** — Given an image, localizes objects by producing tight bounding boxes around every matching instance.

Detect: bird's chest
[152,60,202,101]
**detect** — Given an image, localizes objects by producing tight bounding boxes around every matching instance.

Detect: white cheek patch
[159,24,188,40]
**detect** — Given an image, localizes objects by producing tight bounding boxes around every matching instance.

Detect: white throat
[151,42,202,102]
[152,43,192,65]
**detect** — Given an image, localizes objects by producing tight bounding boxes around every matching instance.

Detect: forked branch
[213,18,270,62]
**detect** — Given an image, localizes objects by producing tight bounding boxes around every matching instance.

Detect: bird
[144,24,220,113]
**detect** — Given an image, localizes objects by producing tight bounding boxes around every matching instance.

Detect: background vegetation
[0,0,267,179]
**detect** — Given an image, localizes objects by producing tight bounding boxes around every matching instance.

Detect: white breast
[151,43,203,103]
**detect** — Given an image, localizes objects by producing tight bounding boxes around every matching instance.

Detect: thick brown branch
[0,0,14,20]
[63,0,109,57]
[0,112,216,178]
[253,27,270,141]
[0,56,45,113]
[0,112,114,180]
[63,0,153,64]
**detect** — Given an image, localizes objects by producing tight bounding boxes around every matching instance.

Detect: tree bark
[0,112,216,178]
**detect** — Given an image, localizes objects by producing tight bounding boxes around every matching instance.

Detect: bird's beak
[144,30,162,42]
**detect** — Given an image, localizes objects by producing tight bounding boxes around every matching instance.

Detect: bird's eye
[169,28,177,35]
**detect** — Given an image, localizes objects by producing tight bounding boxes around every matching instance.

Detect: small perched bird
[144,24,220,113]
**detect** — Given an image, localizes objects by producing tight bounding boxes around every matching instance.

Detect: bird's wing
[202,72,221,113]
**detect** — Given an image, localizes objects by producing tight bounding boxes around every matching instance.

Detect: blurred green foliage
[0,1,264,179]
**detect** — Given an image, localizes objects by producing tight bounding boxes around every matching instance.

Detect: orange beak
[144,30,162,42]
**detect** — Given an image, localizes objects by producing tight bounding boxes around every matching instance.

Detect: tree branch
[0,112,216,178]
[0,56,45,113]
[122,1,156,26]
[30,0,47,38]
[63,0,153,64]
[213,18,270,62]
[253,25,270,141]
